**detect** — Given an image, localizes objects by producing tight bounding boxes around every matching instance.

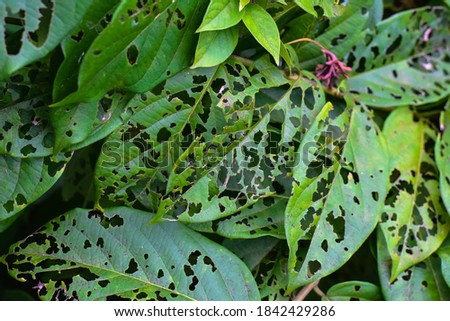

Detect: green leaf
[437,238,450,287]
[380,107,450,281]
[346,7,450,107]
[0,154,68,232]
[0,59,54,157]
[53,0,121,101]
[49,1,122,152]
[294,0,337,18]
[286,101,390,291]
[325,281,382,301]
[94,57,295,220]
[291,0,373,70]
[239,0,251,11]
[197,0,243,32]
[188,199,287,239]
[222,237,279,270]
[192,27,239,68]
[256,243,289,300]
[436,107,450,214]
[1,207,260,300]
[242,4,281,64]
[377,228,450,300]
[54,0,207,106]
[0,0,92,80]
[61,147,96,204]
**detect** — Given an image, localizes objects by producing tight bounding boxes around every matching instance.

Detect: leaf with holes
[53,0,121,101]
[345,7,450,107]
[325,281,382,301]
[285,101,390,292]
[49,0,121,152]
[289,0,373,70]
[54,0,207,106]
[192,26,239,68]
[95,56,312,223]
[294,0,339,18]
[377,228,450,300]
[197,0,243,32]
[242,4,280,65]
[436,108,450,214]
[0,0,92,80]
[256,243,289,300]
[0,207,260,300]
[187,198,286,239]
[0,58,54,157]
[0,154,68,232]
[380,107,449,281]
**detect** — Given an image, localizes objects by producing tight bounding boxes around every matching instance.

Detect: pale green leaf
[192,27,239,68]
[286,101,390,291]
[1,207,260,300]
[188,199,287,239]
[243,4,281,65]
[346,7,450,107]
[380,107,449,281]
[377,228,450,300]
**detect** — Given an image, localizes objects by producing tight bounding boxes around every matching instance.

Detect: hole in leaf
[125,258,138,274]
[27,0,54,47]
[307,260,321,277]
[126,45,139,66]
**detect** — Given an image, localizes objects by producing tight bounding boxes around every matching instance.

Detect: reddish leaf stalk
[286,38,352,88]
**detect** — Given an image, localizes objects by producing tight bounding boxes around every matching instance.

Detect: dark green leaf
[1,207,260,300]
[223,237,279,270]
[54,0,207,106]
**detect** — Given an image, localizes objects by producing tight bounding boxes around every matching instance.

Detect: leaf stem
[293,280,320,301]
[286,38,326,51]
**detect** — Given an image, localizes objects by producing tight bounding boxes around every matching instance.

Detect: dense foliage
[0,0,449,301]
